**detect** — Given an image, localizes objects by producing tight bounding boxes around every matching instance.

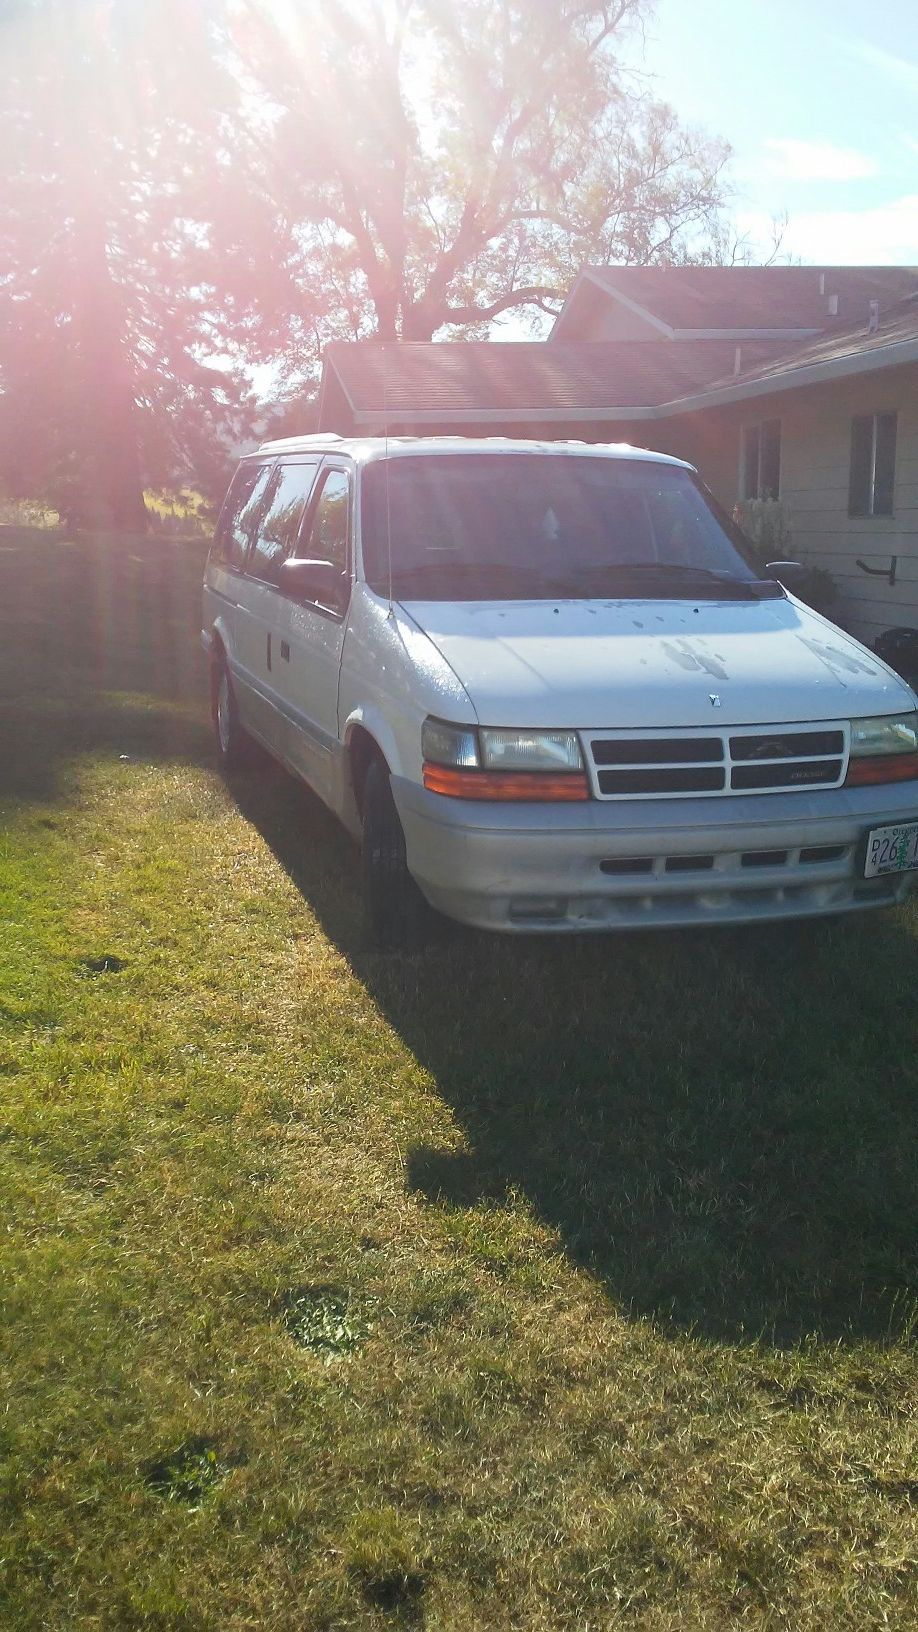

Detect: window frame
[739,418,782,502]
[286,459,354,619]
[243,456,322,586]
[848,410,897,519]
[211,457,276,572]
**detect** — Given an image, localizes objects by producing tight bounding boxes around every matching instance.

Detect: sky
[639,0,918,263]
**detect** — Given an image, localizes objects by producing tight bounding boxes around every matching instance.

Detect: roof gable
[551,264,918,341]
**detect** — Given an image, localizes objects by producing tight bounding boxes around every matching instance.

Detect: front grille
[730,730,843,761]
[732,759,842,790]
[597,766,725,795]
[587,723,849,799]
[592,737,724,765]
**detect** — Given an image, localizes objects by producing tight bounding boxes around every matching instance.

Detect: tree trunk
[62,0,147,533]
[69,201,148,532]
[400,301,438,341]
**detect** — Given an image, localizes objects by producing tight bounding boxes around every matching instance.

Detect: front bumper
[393,775,918,931]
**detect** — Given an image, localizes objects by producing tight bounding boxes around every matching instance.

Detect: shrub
[733,498,837,616]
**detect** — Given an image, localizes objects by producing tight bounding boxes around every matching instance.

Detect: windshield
[360,454,768,601]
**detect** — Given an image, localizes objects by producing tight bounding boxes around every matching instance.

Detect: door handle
[266,631,272,672]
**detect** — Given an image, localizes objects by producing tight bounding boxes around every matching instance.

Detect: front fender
[207,610,238,670]
[343,704,405,778]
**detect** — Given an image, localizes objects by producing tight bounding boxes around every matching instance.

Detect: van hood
[401,595,914,729]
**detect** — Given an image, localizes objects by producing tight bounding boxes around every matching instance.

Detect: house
[316,265,918,645]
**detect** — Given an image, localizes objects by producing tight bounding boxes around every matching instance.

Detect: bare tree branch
[437,285,564,327]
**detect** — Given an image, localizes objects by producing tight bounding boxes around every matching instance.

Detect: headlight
[479,727,583,772]
[421,717,479,767]
[421,718,588,801]
[846,711,918,787]
[849,713,918,756]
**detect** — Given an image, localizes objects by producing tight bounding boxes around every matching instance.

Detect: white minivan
[202,435,918,946]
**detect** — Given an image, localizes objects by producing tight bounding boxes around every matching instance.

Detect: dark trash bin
[874,627,918,685]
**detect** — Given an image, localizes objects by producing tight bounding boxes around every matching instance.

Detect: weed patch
[281,1286,371,1361]
[143,1439,231,1509]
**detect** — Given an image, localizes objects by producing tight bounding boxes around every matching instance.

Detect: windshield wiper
[545,562,765,597]
[586,562,743,582]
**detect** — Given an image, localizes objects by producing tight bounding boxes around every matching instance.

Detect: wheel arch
[207,612,235,667]
[343,713,397,819]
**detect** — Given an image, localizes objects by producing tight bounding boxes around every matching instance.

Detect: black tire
[361,758,429,951]
[211,653,249,772]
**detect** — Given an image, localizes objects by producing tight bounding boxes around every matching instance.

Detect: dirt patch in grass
[77,953,129,975]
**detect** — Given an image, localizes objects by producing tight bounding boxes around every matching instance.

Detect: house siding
[316,345,918,650]
[318,368,357,435]
[645,411,741,500]
[551,280,665,341]
[573,381,918,649]
[575,300,666,341]
[645,369,918,648]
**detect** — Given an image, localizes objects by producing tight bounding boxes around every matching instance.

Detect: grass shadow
[0,528,210,802]
[230,756,918,1349]
[5,526,916,1350]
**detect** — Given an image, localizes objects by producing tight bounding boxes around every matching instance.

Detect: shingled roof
[552,265,918,339]
[317,271,918,433]
[666,294,918,412]
[320,340,785,426]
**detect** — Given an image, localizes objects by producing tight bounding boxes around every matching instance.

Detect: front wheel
[361,759,429,951]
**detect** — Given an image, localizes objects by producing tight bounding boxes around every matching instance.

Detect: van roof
[252,433,693,470]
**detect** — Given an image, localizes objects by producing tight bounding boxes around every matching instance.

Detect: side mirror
[278,557,347,610]
[766,560,808,594]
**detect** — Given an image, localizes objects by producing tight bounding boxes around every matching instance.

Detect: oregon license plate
[864,821,918,878]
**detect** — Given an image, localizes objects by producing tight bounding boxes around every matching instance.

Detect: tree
[0,0,735,516]
[209,0,730,379]
[0,0,251,528]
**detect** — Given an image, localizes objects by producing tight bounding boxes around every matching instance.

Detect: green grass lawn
[1,527,917,1630]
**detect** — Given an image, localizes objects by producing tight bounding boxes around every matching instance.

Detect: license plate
[863,820,918,878]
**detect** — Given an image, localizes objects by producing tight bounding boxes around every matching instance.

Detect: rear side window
[303,469,350,571]
[212,461,273,569]
[247,460,320,583]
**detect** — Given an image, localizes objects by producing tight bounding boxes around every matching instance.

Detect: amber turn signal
[846,752,918,787]
[422,764,590,801]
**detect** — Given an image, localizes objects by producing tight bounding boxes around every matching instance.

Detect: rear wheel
[361,758,429,951]
[211,653,249,772]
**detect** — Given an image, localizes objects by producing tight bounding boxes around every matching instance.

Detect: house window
[741,419,781,500]
[849,412,897,517]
